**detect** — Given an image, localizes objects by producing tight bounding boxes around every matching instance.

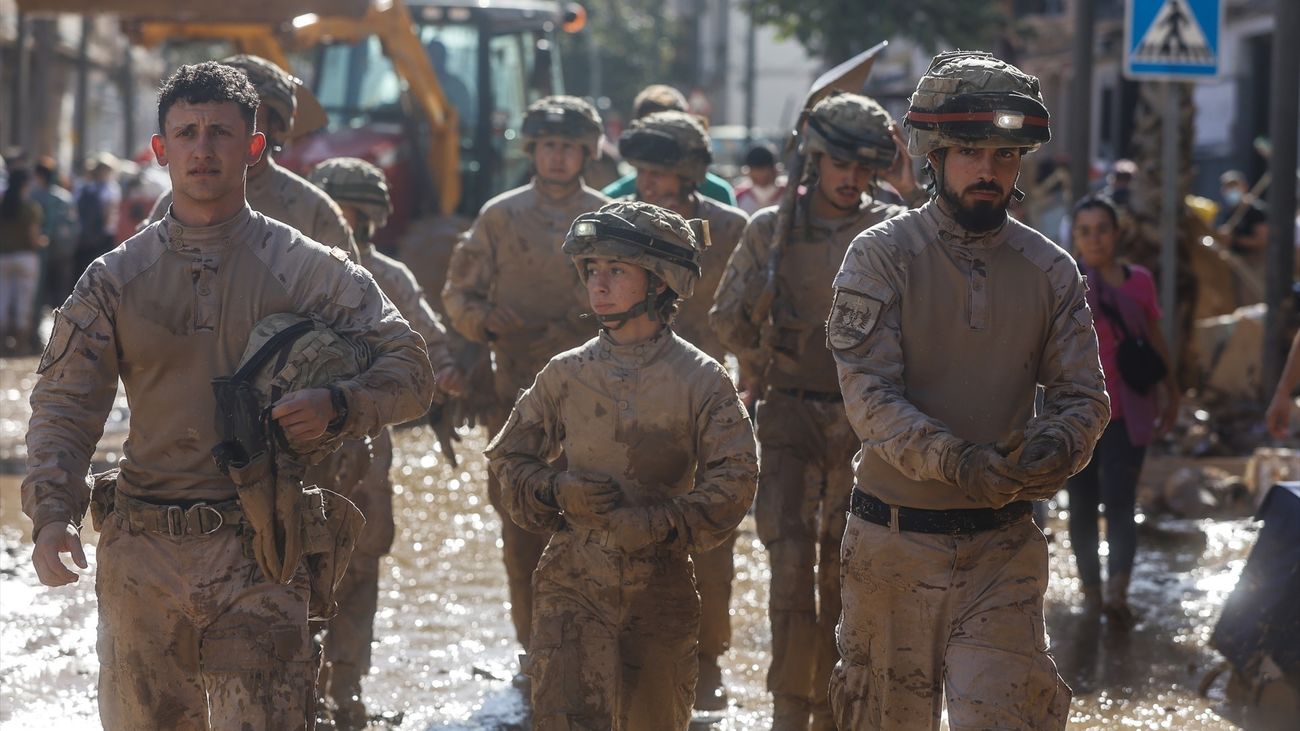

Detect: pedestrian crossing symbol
[1125,0,1222,80]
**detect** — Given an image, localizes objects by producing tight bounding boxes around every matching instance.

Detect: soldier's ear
[247,132,267,165]
[150,134,168,167]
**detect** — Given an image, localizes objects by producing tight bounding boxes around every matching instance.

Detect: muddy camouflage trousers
[830,513,1071,731]
[754,392,858,713]
[95,512,313,730]
[527,530,700,730]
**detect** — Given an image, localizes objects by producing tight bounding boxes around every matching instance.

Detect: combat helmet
[309,157,393,240]
[563,200,709,327]
[522,95,604,157]
[618,111,713,185]
[221,54,298,135]
[904,50,1050,157]
[214,313,369,465]
[801,92,896,169]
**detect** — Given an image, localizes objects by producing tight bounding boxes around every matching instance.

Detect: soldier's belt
[114,492,243,537]
[770,386,843,403]
[850,489,1030,536]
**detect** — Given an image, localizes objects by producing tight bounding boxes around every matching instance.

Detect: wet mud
[0,355,1258,729]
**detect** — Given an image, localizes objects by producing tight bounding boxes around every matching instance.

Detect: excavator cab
[280,1,565,243]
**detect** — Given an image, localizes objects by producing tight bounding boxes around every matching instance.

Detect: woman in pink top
[1068,195,1179,627]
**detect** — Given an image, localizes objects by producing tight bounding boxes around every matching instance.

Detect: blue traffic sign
[1124,0,1223,81]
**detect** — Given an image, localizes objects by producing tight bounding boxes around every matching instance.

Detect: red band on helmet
[906,110,1050,127]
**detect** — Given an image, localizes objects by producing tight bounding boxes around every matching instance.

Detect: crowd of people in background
[0,150,125,356]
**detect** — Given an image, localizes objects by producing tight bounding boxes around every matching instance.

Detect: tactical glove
[552,470,622,522]
[1013,428,1074,500]
[604,506,676,554]
[948,434,1027,509]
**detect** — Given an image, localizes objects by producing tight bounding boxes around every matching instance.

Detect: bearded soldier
[442,95,609,655]
[615,108,748,710]
[149,54,359,261]
[710,92,918,731]
[307,156,467,728]
[826,51,1109,730]
[23,62,433,729]
[486,200,757,729]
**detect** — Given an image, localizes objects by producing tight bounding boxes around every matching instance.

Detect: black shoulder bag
[1095,292,1167,395]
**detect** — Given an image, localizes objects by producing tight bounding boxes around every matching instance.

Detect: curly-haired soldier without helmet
[147,54,359,262]
[709,90,919,731]
[22,62,433,729]
[442,95,611,660]
[826,51,1109,730]
[486,200,757,729]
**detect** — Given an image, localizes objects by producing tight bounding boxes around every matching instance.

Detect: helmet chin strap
[585,290,660,330]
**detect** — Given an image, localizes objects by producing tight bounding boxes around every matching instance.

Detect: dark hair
[33,158,55,185]
[1072,194,1120,229]
[745,145,777,169]
[1,168,30,219]
[644,273,680,322]
[157,62,260,135]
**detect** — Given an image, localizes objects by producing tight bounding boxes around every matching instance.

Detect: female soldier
[485,200,758,729]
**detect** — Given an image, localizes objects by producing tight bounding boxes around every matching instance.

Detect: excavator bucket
[15,0,370,23]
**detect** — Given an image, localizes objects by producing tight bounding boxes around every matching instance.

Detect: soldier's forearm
[336,342,434,437]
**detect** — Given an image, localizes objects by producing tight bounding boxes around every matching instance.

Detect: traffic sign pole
[1160,81,1179,368]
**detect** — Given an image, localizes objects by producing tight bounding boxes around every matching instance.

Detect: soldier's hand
[952,442,1022,509]
[1010,429,1075,501]
[881,123,920,203]
[1016,430,1074,484]
[271,388,335,443]
[32,521,88,587]
[554,471,622,520]
[484,306,525,336]
[435,365,467,398]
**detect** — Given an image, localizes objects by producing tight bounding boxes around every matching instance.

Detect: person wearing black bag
[1069,195,1179,627]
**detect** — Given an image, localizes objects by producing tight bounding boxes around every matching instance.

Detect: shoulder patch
[826,290,884,351]
[330,246,350,262]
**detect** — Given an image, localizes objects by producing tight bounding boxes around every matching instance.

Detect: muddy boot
[694,653,728,711]
[772,694,810,731]
[1081,584,1103,616]
[1103,572,1137,630]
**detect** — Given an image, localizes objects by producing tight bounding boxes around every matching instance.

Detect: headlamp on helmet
[905,91,1049,146]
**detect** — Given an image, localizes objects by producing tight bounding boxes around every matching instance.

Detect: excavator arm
[290,2,461,215]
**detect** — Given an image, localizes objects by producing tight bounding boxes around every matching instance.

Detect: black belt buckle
[850,490,1030,536]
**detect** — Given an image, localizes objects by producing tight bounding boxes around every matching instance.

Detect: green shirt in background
[602,171,737,206]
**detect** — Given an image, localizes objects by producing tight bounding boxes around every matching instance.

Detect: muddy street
[0,355,1256,729]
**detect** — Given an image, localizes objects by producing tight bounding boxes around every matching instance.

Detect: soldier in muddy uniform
[149,54,359,262]
[485,200,758,730]
[22,62,433,730]
[307,156,467,728]
[615,109,749,709]
[826,51,1110,730]
[442,95,609,654]
[709,92,917,731]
